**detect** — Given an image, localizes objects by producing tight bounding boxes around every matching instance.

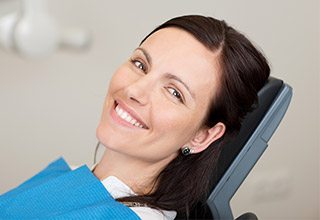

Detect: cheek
[153,101,210,149]
[108,67,130,92]
[102,66,134,110]
[152,107,197,143]
[99,68,128,127]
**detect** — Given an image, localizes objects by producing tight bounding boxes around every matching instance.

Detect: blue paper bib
[0,158,140,219]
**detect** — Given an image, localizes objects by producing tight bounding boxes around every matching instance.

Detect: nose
[124,75,154,106]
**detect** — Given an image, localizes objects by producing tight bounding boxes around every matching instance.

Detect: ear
[187,122,226,154]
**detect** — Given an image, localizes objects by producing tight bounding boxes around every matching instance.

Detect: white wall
[0,0,319,219]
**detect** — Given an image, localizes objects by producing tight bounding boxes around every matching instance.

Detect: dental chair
[176,76,293,220]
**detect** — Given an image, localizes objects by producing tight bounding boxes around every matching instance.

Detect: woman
[0,15,269,219]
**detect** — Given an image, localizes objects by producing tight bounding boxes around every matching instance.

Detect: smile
[114,102,148,129]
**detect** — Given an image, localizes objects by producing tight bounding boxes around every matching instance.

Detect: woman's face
[97,27,221,164]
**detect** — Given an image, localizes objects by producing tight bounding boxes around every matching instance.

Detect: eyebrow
[165,73,195,99]
[135,47,195,100]
[135,47,152,65]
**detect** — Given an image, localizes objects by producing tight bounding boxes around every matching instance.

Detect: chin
[96,121,121,150]
[96,122,111,146]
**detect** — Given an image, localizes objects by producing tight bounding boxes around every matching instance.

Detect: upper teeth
[115,105,144,128]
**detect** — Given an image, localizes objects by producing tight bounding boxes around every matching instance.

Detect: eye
[131,59,147,72]
[167,87,183,102]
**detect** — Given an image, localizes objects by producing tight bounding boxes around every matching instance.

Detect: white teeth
[115,104,145,128]
[120,112,127,119]
[125,114,132,121]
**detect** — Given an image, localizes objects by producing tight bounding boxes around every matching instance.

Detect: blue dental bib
[0,158,140,219]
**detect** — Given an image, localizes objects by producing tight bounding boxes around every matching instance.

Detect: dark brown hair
[118,15,270,215]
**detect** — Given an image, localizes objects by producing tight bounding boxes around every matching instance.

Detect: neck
[93,148,176,194]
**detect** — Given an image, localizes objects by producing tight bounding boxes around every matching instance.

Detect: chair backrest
[176,77,292,219]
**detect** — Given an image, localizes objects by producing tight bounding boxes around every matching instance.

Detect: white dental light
[0,0,91,58]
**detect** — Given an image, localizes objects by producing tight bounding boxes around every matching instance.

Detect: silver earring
[181,146,192,156]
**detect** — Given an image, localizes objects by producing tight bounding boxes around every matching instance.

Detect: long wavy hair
[117,15,270,215]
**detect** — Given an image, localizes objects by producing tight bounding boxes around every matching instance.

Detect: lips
[112,100,149,129]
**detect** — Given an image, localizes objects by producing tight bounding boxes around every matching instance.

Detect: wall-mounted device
[0,0,91,58]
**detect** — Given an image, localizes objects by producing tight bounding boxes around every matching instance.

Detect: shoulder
[101,176,177,219]
[70,167,177,220]
[131,207,176,220]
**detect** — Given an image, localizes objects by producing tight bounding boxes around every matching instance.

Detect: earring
[181,146,192,156]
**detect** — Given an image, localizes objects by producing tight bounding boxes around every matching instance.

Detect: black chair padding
[175,77,283,219]
[235,212,258,220]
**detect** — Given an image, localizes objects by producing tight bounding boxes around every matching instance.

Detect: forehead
[140,27,221,106]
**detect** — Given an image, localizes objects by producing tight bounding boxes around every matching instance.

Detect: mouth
[112,100,149,129]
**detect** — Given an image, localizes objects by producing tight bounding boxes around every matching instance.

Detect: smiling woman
[0,15,270,220]
[96,27,223,164]
[94,15,269,219]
